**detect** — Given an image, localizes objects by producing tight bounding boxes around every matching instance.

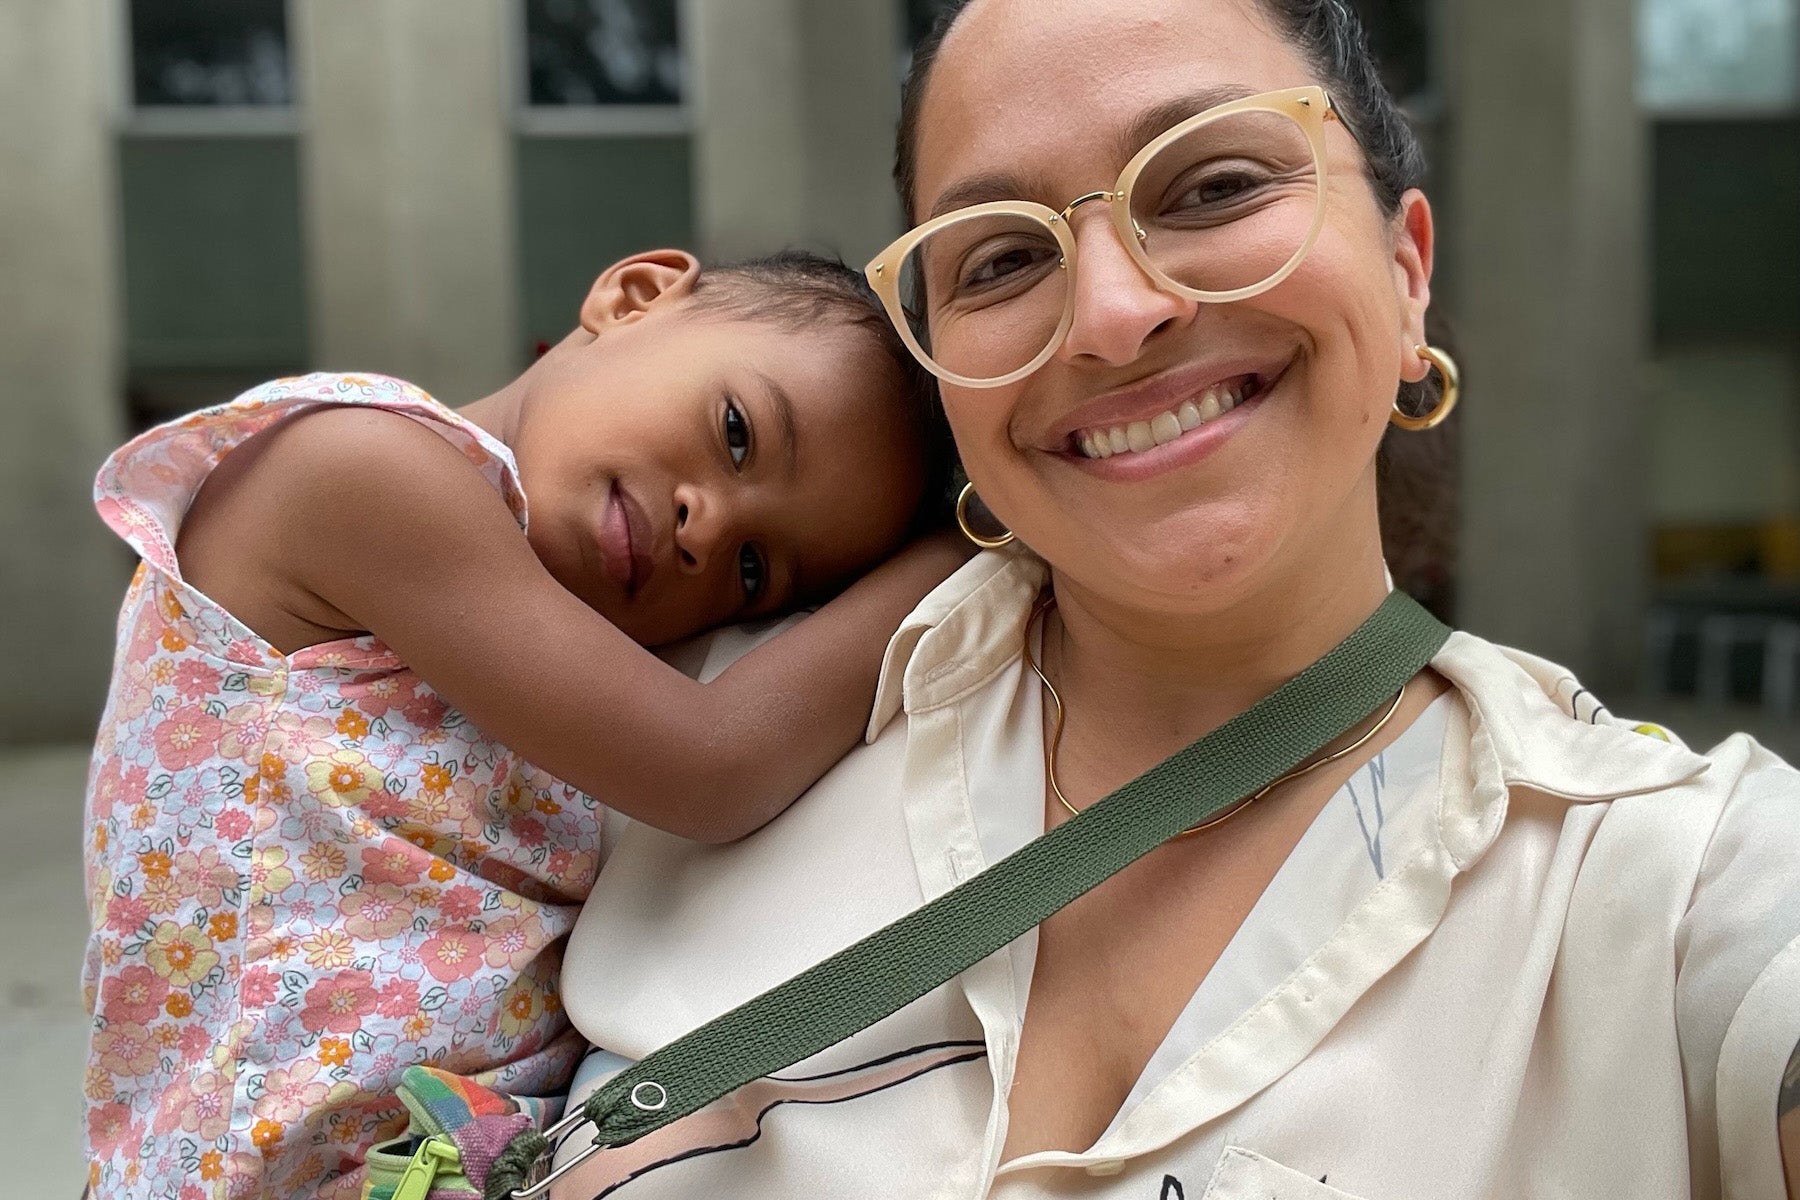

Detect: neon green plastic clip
[392,1136,461,1200]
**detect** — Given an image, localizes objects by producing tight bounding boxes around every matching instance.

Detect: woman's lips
[1059,366,1285,482]
[597,482,657,596]
[1041,351,1296,448]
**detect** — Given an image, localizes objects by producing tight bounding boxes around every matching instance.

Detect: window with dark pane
[128,0,291,107]
[1640,0,1797,110]
[525,0,683,106]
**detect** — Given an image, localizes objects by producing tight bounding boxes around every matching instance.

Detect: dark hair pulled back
[894,0,1457,615]
[897,0,1423,224]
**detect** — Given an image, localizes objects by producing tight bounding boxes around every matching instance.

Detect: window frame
[1638,0,1800,119]
[508,0,696,139]
[110,0,302,137]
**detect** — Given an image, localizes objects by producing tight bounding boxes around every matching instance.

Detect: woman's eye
[724,399,751,467]
[1162,165,1272,218]
[957,241,1058,296]
[1195,173,1254,203]
[738,544,767,604]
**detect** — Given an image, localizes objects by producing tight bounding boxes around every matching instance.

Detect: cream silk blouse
[555,553,1800,1200]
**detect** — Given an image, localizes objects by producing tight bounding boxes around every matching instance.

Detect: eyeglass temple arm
[1307,91,1366,152]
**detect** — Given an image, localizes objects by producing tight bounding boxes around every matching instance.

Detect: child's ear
[579,249,702,333]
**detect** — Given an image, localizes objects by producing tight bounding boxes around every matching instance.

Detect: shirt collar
[868,556,1711,808]
[1431,632,1711,804]
[867,551,1046,741]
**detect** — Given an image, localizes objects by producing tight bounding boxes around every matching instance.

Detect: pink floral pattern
[82,374,604,1199]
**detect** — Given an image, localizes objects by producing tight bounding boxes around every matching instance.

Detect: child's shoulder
[234,370,440,413]
[213,373,495,483]
[97,373,530,643]
[101,373,451,492]
[100,372,526,539]
[238,374,527,525]
[188,393,514,550]
[251,393,464,477]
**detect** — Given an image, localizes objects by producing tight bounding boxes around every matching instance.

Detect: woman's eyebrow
[924,85,1259,220]
[1117,84,1258,160]
[927,172,1041,220]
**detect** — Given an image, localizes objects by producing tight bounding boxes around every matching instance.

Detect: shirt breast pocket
[1197,1145,1373,1200]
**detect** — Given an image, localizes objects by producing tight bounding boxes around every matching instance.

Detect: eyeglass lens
[899,106,1321,384]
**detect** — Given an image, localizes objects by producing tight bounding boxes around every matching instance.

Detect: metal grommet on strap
[630,1082,669,1112]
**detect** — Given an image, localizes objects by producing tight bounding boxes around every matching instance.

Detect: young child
[80,248,965,1200]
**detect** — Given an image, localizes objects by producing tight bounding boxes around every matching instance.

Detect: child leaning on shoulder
[80,248,966,1200]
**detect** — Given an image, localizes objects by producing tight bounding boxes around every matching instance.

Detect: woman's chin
[1047,529,1277,614]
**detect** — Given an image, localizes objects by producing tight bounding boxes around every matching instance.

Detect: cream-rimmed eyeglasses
[865,85,1344,389]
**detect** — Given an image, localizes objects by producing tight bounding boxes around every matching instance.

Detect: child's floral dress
[82,374,607,1199]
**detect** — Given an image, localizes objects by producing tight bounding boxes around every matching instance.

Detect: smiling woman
[548,2,1800,1198]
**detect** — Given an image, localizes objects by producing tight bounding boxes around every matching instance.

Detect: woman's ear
[1392,189,1435,384]
[579,249,703,333]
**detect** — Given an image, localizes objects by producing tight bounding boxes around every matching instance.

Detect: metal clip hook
[509,1077,672,1197]
[508,1109,606,1200]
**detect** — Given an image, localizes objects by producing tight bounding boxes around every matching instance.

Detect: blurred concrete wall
[691,0,901,261]
[296,0,521,399]
[0,0,130,745]
[0,0,1790,742]
[1448,0,1652,692]
[0,0,904,745]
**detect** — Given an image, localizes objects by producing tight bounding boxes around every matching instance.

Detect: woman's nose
[1055,208,1194,368]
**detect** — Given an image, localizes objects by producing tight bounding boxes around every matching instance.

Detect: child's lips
[598,482,657,596]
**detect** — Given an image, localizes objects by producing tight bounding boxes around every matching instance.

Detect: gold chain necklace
[1023,595,1408,838]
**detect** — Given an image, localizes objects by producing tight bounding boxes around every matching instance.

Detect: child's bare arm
[255,408,967,842]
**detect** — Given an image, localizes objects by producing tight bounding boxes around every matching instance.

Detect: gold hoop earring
[956,482,1015,550]
[1391,344,1460,431]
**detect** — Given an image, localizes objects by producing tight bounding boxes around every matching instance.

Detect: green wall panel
[516,136,694,349]
[1653,118,1800,345]
[120,136,308,372]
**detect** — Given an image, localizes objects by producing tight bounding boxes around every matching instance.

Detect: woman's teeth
[1076,381,1250,460]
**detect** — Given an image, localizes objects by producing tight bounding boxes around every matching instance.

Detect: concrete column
[792,0,907,261]
[294,0,521,400]
[0,0,130,743]
[687,0,811,260]
[1447,0,1650,691]
[688,0,903,264]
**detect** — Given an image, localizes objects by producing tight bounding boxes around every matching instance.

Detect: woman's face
[914,0,1434,616]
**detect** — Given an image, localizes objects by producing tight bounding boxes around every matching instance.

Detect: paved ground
[0,743,92,1197]
[1,697,1791,1194]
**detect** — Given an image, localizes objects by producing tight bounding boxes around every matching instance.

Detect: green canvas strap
[487,591,1451,1200]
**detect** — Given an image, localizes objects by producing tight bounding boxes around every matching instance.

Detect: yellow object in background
[1761,515,1800,580]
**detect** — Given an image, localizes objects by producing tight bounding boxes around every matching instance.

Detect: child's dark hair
[693,249,956,534]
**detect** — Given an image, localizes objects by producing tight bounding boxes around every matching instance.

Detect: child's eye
[738,544,767,604]
[724,398,751,467]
